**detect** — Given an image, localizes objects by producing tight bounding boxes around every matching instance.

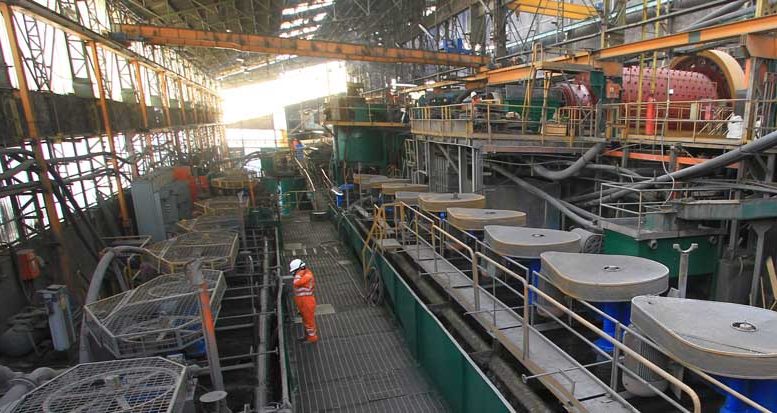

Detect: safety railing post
[431,226,438,274]
[472,251,480,310]
[610,323,621,389]
[487,104,492,142]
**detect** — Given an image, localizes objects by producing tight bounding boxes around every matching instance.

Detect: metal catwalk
[282,213,447,412]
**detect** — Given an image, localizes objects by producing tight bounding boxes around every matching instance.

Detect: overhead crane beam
[506,0,598,20]
[115,24,490,68]
[469,13,777,86]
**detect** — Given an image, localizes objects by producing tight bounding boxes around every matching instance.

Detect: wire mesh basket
[194,196,248,216]
[211,169,258,190]
[147,231,239,272]
[176,213,245,235]
[84,270,226,359]
[7,357,189,413]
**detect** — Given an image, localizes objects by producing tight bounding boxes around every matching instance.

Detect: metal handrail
[477,252,702,413]
[385,200,773,413]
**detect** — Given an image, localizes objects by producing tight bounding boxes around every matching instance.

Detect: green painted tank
[334,127,406,167]
[278,176,306,216]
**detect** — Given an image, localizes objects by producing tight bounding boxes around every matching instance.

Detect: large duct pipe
[487,163,600,231]
[530,142,606,181]
[682,0,748,31]
[683,6,754,32]
[0,367,58,409]
[580,129,777,207]
[78,246,155,363]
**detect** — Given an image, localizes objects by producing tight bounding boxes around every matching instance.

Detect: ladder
[361,204,402,279]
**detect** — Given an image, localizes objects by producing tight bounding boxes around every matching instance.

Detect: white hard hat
[289,258,305,273]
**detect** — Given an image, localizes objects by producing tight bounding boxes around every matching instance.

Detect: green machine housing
[600,211,723,297]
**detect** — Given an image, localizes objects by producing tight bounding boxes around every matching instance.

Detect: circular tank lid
[484,226,580,258]
[631,295,777,379]
[381,182,428,195]
[363,177,409,189]
[395,191,424,205]
[540,252,668,302]
[447,208,527,231]
[418,193,486,212]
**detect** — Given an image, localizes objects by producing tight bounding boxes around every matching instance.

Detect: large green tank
[332,126,406,183]
[603,229,719,282]
[278,176,306,216]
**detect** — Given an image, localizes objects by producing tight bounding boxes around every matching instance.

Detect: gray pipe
[682,0,748,31]
[530,142,606,181]
[683,6,754,31]
[487,163,600,231]
[580,129,777,207]
[0,367,58,409]
[501,0,712,60]
[255,237,271,412]
[584,163,645,178]
[78,246,155,363]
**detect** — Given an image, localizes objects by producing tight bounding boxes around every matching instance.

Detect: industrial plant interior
[5,0,777,412]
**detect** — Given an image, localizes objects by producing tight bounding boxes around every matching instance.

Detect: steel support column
[0,2,72,288]
[132,60,154,172]
[176,78,193,152]
[158,71,180,160]
[88,41,131,231]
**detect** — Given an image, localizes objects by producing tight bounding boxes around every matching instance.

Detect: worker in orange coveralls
[290,258,319,343]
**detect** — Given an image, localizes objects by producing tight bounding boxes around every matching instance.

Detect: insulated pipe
[187,259,225,392]
[0,367,58,408]
[78,246,155,363]
[486,163,600,231]
[255,237,271,412]
[581,129,777,207]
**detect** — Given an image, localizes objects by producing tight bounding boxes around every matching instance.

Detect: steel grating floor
[282,214,447,413]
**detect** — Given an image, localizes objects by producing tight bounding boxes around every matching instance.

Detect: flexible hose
[78,246,155,363]
[580,128,777,207]
[530,142,606,181]
[486,163,600,231]
[0,367,58,408]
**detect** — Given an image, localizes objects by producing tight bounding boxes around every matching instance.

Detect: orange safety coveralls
[293,267,319,343]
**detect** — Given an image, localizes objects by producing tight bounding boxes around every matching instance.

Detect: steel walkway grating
[282,213,447,412]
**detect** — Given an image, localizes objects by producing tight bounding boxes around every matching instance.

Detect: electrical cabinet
[131,167,192,241]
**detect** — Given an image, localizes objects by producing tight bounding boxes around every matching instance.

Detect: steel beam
[6,0,216,93]
[115,24,490,67]
[469,13,777,85]
[506,0,598,20]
